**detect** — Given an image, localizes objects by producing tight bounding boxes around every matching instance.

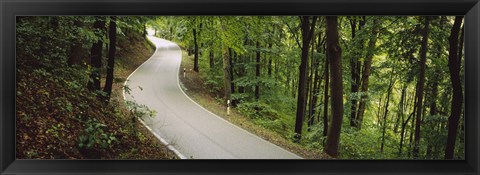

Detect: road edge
[166,39,303,159]
[122,35,187,159]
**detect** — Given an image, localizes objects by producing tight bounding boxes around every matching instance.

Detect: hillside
[16,16,176,159]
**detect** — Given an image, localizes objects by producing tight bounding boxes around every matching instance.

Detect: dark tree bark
[209,50,214,69]
[381,75,395,153]
[267,43,273,77]
[103,16,117,102]
[294,16,317,142]
[68,19,84,66]
[350,17,366,127]
[324,16,344,158]
[323,50,330,137]
[413,16,430,159]
[355,18,380,129]
[308,52,321,129]
[255,41,261,100]
[193,28,199,72]
[348,17,360,127]
[223,48,232,102]
[445,16,464,159]
[228,48,237,106]
[88,16,106,92]
[307,36,316,129]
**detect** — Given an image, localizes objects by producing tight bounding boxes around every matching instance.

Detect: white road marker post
[227,100,230,116]
[183,68,186,78]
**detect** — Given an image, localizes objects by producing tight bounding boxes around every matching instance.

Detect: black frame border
[1,0,479,174]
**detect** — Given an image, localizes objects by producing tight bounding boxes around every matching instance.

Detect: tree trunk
[323,51,330,137]
[348,18,360,127]
[68,19,84,66]
[209,50,214,69]
[413,16,430,159]
[294,16,317,142]
[255,41,261,100]
[394,85,407,133]
[307,36,316,129]
[355,18,380,129]
[308,55,320,129]
[267,43,273,77]
[324,16,344,158]
[103,16,117,102]
[193,28,199,72]
[445,16,464,159]
[228,48,237,106]
[88,16,105,92]
[223,48,232,102]
[381,75,395,153]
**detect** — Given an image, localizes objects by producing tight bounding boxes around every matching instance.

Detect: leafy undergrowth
[16,34,177,159]
[178,51,330,159]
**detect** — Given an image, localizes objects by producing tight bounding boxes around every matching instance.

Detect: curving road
[124,35,301,159]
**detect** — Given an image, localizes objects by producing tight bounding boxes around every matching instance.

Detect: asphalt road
[124,35,302,159]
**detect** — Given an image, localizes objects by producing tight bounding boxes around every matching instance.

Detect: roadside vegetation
[149,16,465,159]
[16,16,176,159]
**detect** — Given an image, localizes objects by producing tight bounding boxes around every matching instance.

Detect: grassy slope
[178,51,330,159]
[16,34,176,159]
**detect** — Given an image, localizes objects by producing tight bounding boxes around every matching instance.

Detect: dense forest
[148,16,465,159]
[15,16,465,159]
[16,16,177,159]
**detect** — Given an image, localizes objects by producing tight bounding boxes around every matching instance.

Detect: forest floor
[178,52,330,159]
[16,34,176,159]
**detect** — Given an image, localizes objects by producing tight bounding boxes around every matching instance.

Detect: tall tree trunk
[323,51,330,137]
[103,16,117,102]
[413,16,430,159]
[308,56,320,129]
[255,41,261,100]
[445,16,464,159]
[267,43,273,77]
[229,48,237,106]
[193,28,199,72]
[400,86,417,156]
[394,85,407,133]
[348,17,360,127]
[88,16,105,92]
[381,75,395,153]
[68,19,84,66]
[223,48,232,102]
[294,16,317,142]
[209,50,214,69]
[324,16,344,158]
[355,18,380,129]
[307,36,316,129]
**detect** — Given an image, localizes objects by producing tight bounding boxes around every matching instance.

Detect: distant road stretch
[124,35,302,159]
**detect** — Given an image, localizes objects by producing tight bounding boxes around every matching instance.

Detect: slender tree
[324,16,344,158]
[255,41,261,100]
[323,47,330,137]
[193,27,199,72]
[294,16,317,142]
[412,16,431,158]
[68,19,84,66]
[103,16,117,102]
[355,18,380,129]
[88,16,106,92]
[445,16,464,159]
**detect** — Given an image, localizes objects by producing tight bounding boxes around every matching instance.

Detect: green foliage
[237,101,279,120]
[125,100,157,119]
[78,119,117,149]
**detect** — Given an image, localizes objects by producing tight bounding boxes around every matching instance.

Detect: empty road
[124,35,301,159]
